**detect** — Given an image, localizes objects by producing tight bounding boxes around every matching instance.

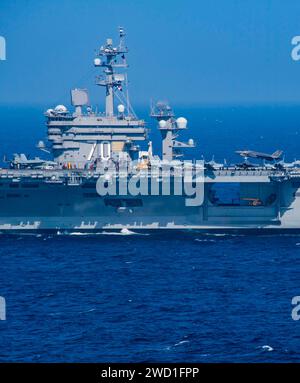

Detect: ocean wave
[101,228,149,236]
[173,340,190,347]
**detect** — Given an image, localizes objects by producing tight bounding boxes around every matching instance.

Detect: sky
[1,0,300,108]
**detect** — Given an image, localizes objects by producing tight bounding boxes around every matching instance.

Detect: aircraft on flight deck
[235,149,283,162]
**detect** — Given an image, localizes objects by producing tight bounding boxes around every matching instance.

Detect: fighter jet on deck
[235,149,283,162]
[11,154,57,169]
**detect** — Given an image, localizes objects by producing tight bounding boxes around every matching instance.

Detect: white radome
[54,105,68,113]
[117,104,125,113]
[159,120,167,128]
[37,140,46,148]
[176,117,187,129]
[94,58,101,66]
[46,109,54,116]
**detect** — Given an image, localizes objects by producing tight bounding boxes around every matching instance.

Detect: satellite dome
[117,104,125,113]
[45,108,54,116]
[176,117,187,129]
[94,58,101,66]
[159,120,167,128]
[37,140,46,149]
[54,105,68,113]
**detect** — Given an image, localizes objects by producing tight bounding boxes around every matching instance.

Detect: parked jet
[274,159,300,169]
[204,156,224,170]
[235,150,283,161]
[235,162,259,169]
[11,154,57,169]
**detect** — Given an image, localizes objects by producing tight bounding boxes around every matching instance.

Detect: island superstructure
[1,27,300,233]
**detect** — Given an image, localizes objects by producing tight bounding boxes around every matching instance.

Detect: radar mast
[94,27,131,117]
[151,101,195,161]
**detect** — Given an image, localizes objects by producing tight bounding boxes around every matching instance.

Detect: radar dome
[159,120,167,128]
[117,104,125,113]
[45,109,54,116]
[94,58,101,66]
[176,117,187,129]
[54,105,68,113]
[37,140,46,149]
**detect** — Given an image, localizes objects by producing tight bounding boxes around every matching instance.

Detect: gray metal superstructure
[2,28,300,233]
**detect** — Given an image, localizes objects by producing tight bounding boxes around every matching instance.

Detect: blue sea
[1,104,300,362]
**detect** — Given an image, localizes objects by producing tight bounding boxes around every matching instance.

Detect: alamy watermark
[0,296,6,320]
[95,160,205,206]
[291,296,300,320]
[292,36,300,61]
[0,36,6,61]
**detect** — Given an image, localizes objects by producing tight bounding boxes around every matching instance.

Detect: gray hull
[0,170,299,233]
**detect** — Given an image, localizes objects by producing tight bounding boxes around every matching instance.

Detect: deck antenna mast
[151,101,195,161]
[95,27,136,117]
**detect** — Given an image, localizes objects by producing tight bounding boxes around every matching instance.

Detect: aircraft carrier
[2,27,300,234]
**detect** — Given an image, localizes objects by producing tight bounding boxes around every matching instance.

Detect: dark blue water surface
[1,233,300,362]
[1,104,300,362]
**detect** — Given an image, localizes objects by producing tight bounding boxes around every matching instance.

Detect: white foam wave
[101,228,148,236]
[174,340,190,347]
[261,345,273,351]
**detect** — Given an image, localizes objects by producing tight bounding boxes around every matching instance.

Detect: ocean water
[1,104,300,362]
[1,233,300,362]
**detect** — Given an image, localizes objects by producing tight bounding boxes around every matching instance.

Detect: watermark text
[0,296,6,320]
[0,36,6,61]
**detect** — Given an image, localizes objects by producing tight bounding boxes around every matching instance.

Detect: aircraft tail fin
[272,150,283,159]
